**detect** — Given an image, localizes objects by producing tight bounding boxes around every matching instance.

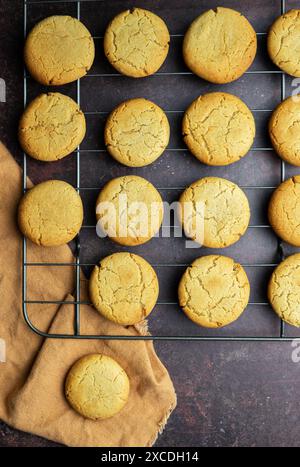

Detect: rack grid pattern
[22,0,298,341]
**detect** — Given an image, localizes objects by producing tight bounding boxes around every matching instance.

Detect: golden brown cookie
[24,15,95,85]
[89,252,159,325]
[18,180,83,246]
[268,254,300,327]
[178,255,250,328]
[104,8,170,78]
[96,175,163,246]
[65,354,130,420]
[182,92,255,166]
[104,98,170,167]
[269,96,300,166]
[19,93,86,162]
[268,10,300,77]
[179,177,250,248]
[268,176,300,246]
[183,7,257,84]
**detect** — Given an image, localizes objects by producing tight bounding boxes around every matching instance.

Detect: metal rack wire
[22,0,298,341]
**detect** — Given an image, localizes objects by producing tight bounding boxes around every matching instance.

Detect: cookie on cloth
[65,354,130,420]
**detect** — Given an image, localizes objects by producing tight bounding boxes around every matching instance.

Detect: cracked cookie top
[104,98,170,167]
[89,252,159,326]
[269,95,300,167]
[268,176,300,247]
[96,175,164,246]
[19,93,86,162]
[268,254,300,328]
[24,15,95,85]
[183,7,257,84]
[268,10,300,77]
[104,8,170,78]
[179,177,250,248]
[178,255,250,328]
[182,92,255,166]
[65,354,130,420]
[18,180,83,247]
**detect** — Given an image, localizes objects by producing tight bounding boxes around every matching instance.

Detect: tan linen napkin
[0,142,176,447]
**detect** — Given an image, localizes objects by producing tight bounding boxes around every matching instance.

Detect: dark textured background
[0,0,300,447]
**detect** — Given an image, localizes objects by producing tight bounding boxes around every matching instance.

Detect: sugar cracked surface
[269,253,300,327]
[19,93,86,161]
[183,7,257,84]
[178,255,250,328]
[105,98,170,167]
[104,8,170,77]
[269,176,300,247]
[183,92,255,166]
[268,10,300,77]
[89,252,159,325]
[179,177,250,248]
[25,15,95,85]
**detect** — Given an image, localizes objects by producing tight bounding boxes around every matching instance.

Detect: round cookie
[105,98,170,167]
[268,175,300,246]
[269,96,300,166]
[104,8,170,78]
[96,175,164,246]
[65,354,130,420]
[18,180,83,246]
[178,255,250,328]
[183,92,255,166]
[179,177,250,248]
[19,93,86,162]
[183,7,257,84]
[90,252,159,325]
[24,15,95,85]
[268,254,300,327]
[268,10,300,77]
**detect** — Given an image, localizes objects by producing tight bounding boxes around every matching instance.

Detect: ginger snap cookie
[268,176,300,246]
[18,180,83,246]
[104,8,170,78]
[183,7,257,84]
[179,177,250,248]
[178,255,250,328]
[65,354,130,420]
[268,254,300,327]
[182,92,255,166]
[269,96,300,166]
[90,252,159,325]
[96,175,163,246]
[19,93,86,162]
[24,16,95,85]
[268,10,300,77]
[105,98,170,167]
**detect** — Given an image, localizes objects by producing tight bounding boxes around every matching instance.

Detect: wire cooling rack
[21,0,300,341]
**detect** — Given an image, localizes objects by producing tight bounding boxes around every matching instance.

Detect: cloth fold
[0,142,176,447]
